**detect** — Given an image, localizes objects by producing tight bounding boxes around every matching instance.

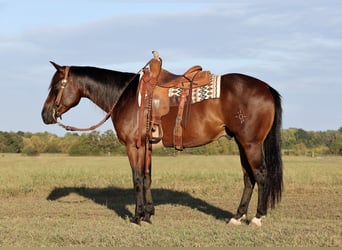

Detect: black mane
[70,66,135,88]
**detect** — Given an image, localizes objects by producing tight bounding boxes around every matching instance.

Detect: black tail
[264,87,283,209]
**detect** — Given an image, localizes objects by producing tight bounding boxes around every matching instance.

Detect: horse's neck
[78,72,135,113]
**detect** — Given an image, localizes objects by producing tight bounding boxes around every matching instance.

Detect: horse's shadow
[47,186,233,221]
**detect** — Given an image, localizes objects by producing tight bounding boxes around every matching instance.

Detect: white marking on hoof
[228,218,242,225]
[250,217,262,227]
[228,214,246,226]
[141,220,152,226]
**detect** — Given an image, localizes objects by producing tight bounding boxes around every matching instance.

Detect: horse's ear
[50,61,63,72]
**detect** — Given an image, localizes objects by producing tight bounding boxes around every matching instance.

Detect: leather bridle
[54,66,70,108]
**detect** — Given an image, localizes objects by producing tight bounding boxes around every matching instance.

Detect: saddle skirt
[168,74,221,107]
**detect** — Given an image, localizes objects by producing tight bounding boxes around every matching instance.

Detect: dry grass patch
[0,154,341,247]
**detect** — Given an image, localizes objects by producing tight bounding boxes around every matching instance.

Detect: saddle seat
[157,65,211,89]
[152,66,211,118]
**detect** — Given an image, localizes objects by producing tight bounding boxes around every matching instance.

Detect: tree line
[0,127,341,156]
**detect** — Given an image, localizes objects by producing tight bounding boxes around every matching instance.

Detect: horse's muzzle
[41,106,58,124]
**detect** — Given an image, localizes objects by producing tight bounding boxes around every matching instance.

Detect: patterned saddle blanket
[168,74,221,106]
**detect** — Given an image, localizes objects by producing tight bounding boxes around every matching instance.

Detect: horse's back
[220,73,274,97]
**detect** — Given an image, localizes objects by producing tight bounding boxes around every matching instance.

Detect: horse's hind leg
[230,141,267,226]
[229,141,255,225]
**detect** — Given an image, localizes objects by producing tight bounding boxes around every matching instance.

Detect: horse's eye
[53,85,60,93]
[55,83,63,91]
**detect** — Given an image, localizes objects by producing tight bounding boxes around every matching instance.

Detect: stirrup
[149,123,163,143]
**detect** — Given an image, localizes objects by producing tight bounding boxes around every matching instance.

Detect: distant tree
[282,128,297,149]
[338,127,342,134]
[44,143,62,153]
[68,132,101,156]
[98,130,124,155]
[0,132,23,153]
[39,133,63,153]
[293,143,307,156]
[30,135,47,153]
[294,129,312,147]
[21,146,39,156]
[60,133,80,153]
[1,126,342,156]
[0,133,7,152]
[327,133,342,155]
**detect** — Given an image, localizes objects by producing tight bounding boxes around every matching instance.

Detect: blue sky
[0,0,341,136]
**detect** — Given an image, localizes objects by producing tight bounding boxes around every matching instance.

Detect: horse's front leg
[142,140,154,223]
[127,143,154,224]
[131,167,145,224]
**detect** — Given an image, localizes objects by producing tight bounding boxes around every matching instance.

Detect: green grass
[0,154,341,247]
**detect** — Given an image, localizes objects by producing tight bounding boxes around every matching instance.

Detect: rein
[57,108,114,132]
[56,66,139,132]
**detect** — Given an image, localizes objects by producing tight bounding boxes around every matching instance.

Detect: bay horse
[41,61,283,226]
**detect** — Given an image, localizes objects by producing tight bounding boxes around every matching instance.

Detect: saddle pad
[168,74,221,104]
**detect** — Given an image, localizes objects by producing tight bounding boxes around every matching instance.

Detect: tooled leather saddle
[137,52,212,150]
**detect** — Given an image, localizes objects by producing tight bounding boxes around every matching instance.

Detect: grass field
[0,154,341,247]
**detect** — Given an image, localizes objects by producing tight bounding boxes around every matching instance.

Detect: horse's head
[41,62,82,124]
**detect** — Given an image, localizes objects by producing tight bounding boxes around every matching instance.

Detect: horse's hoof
[130,216,141,225]
[228,214,246,226]
[228,218,242,225]
[142,216,152,224]
[250,217,262,227]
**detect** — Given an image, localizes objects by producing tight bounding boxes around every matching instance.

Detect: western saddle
[137,51,211,150]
